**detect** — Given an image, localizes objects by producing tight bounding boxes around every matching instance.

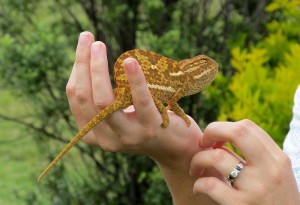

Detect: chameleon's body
[37,49,218,183]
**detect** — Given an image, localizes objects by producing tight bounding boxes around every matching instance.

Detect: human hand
[66,31,202,170]
[190,120,300,205]
[65,31,223,204]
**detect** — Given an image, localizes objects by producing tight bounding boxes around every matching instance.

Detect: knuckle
[232,122,249,137]
[120,136,139,148]
[66,84,76,97]
[75,54,89,66]
[237,200,249,205]
[139,116,156,128]
[118,132,148,148]
[81,133,96,145]
[239,119,255,127]
[211,149,226,163]
[271,153,292,185]
[201,177,218,192]
[239,196,253,205]
[257,181,268,196]
[270,169,285,186]
[244,182,267,202]
[136,94,152,107]
[142,127,156,139]
[204,121,219,134]
[277,152,292,166]
[255,184,268,199]
[94,100,110,111]
[76,90,90,105]
[99,140,119,152]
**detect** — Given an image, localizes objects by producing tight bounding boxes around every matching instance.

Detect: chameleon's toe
[182,115,191,127]
[161,115,170,128]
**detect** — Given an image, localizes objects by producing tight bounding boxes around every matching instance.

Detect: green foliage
[219,0,300,144]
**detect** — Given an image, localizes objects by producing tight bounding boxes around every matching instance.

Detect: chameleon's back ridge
[37,49,218,183]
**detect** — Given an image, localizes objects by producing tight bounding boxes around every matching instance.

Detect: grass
[0,89,50,205]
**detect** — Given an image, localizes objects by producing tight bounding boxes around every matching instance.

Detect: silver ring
[227,162,245,186]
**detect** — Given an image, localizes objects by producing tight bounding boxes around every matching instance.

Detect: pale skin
[66,31,300,205]
[191,121,300,205]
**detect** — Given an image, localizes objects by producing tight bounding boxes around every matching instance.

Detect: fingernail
[92,41,102,55]
[190,168,204,177]
[79,32,90,45]
[200,140,216,148]
[124,58,137,74]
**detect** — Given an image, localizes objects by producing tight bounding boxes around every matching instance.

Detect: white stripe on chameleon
[169,71,184,77]
[147,84,176,93]
[186,60,207,73]
[185,66,199,73]
[150,65,158,70]
[193,69,211,80]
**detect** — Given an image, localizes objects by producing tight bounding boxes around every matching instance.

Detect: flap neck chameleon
[38,49,218,183]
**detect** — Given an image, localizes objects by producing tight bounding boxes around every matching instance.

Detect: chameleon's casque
[37,49,218,183]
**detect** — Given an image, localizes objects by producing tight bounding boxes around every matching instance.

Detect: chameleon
[37,49,218,183]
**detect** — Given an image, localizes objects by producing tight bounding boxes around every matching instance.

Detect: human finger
[90,41,115,111]
[66,64,87,129]
[201,120,279,164]
[75,31,96,120]
[66,63,77,112]
[190,148,243,180]
[124,58,163,127]
[193,177,241,205]
[66,66,100,145]
[89,41,128,136]
[66,34,98,143]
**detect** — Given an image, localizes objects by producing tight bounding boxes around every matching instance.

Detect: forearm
[157,162,218,205]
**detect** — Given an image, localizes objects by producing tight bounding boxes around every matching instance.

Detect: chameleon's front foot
[167,101,191,127]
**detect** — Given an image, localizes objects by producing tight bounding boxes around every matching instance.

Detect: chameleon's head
[179,55,218,96]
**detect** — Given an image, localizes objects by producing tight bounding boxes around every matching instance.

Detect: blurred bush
[219,0,300,145]
[1,0,298,204]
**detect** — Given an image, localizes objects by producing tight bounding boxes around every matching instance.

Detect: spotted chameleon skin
[115,50,183,102]
[115,49,218,103]
[37,49,218,183]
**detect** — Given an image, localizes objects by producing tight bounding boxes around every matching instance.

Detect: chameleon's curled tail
[37,97,128,183]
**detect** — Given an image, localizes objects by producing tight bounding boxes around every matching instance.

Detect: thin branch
[63,2,84,31]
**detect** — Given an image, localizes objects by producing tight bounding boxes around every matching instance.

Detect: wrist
[155,158,217,205]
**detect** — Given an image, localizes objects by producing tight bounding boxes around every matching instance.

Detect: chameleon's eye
[198,59,208,67]
[185,59,208,73]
